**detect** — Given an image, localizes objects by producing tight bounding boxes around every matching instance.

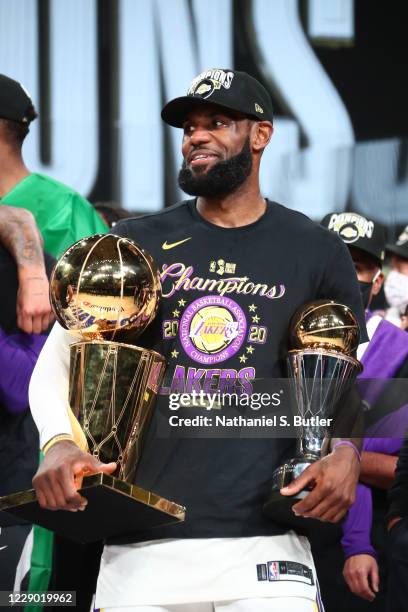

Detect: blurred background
[1,0,407,236]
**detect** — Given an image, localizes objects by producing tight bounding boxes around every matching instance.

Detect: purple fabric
[341,407,407,557]
[360,313,408,379]
[341,483,376,560]
[0,328,46,414]
[364,403,408,450]
[358,316,408,406]
[341,314,408,558]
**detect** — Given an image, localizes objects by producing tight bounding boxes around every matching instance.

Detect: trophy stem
[297,436,322,462]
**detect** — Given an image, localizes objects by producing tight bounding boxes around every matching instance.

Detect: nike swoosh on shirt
[162,238,192,250]
[0,546,7,551]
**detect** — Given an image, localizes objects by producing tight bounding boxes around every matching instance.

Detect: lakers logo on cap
[193,79,215,99]
[339,223,359,243]
[188,69,234,100]
[327,213,374,244]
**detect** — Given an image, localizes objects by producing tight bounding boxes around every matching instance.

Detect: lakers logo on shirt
[180,295,247,364]
[189,305,239,354]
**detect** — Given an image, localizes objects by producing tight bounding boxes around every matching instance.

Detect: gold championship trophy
[263,300,362,529]
[0,234,185,542]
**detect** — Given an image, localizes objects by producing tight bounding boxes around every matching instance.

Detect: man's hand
[280,445,360,522]
[343,554,379,601]
[33,440,116,511]
[0,206,54,333]
[17,266,54,334]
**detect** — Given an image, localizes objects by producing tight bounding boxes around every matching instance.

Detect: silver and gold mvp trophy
[263,300,362,529]
[0,234,185,542]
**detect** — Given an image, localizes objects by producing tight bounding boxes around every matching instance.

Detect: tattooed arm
[0,206,53,333]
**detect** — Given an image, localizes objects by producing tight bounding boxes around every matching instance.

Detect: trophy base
[0,473,186,543]
[263,489,323,534]
[263,460,340,535]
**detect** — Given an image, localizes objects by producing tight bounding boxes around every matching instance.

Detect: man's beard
[178,137,252,198]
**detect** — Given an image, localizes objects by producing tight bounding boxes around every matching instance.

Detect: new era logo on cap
[321,212,385,264]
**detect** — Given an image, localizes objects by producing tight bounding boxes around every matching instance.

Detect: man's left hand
[17,267,55,334]
[280,445,360,522]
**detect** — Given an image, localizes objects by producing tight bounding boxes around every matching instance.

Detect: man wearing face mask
[384,225,408,329]
[313,213,408,611]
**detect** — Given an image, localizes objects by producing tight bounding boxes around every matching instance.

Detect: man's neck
[196,183,266,228]
[0,153,30,198]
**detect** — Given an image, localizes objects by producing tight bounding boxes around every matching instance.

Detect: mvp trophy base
[263,489,322,533]
[263,460,326,533]
[263,461,338,535]
[0,473,185,543]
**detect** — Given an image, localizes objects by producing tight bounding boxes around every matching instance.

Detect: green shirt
[1,173,108,258]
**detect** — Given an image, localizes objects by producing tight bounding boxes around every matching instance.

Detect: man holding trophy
[26,70,367,611]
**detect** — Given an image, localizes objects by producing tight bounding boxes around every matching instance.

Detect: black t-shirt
[109,199,367,543]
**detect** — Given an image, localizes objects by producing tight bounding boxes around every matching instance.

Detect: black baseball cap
[0,74,36,123]
[321,212,385,265]
[386,225,408,261]
[161,68,273,127]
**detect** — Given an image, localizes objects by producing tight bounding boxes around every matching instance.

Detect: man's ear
[251,121,273,153]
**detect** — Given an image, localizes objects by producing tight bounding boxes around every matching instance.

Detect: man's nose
[189,126,211,144]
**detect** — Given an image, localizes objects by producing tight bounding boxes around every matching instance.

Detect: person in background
[401,304,408,332]
[383,225,408,329]
[314,212,408,612]
[0,74,108,259]
[387,432,408,612]
[0,206,54,599]
[93,202,133,229]
[0,73,107,609]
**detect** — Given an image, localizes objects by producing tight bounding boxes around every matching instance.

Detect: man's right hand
[32,440,116,511]
[343,554,379,601]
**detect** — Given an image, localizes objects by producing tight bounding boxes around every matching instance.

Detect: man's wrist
[17,265,47,280]
[42,434,76,454]
[332,440,361,461]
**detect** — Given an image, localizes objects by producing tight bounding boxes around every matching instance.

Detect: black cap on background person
[384,225,408,323]
[386,225,408,262]
[0,74,37,125]
[321,212,385,266]
[321,212,385,311]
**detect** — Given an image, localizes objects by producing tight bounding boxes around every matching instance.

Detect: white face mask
[384,270,408,312]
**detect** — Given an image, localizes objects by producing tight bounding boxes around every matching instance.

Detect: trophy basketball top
[50,234,161,341]
[289,300,361,357]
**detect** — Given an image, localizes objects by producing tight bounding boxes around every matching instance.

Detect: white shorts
[102,598,319,611]
[96,533,322,609]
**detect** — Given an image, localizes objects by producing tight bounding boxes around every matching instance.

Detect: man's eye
[214,119,227,127]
